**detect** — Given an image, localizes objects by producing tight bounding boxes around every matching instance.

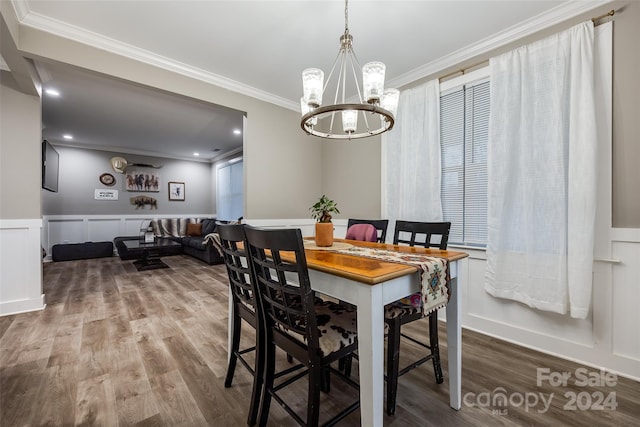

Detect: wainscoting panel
[463,254,594,347]
[42,214,214,259]
[612,240,640,361]
[0,219,45,315]
[47,218,84,250]
[87,218,121,243]
[245,218,348,240]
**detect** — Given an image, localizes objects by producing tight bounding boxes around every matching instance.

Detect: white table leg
[356,285,385,427]
[446,276,461,409]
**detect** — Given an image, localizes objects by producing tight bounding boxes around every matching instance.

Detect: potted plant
[310,195,340,247]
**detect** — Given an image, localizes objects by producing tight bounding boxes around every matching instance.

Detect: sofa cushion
[186,223,202,236]
[182,236,206,250]
[201,218,217,236]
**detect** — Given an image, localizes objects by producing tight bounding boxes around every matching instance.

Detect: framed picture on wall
[125,171,160,192]
[168,181,185,201]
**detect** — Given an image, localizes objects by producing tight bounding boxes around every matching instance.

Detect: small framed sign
[99,173,116,186]
[94,189,118,200]
[168,181,185,201]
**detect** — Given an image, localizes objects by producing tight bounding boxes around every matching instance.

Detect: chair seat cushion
[276,300,357,357]
[385,293,422,319]
[345,223,378,242]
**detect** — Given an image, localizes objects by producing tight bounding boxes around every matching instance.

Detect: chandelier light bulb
[302,68,324,108]
[362,61,386,104]
[299,0,396,139]
[300,97,318,126]
[342,110,358,134]
[381,88,400,119]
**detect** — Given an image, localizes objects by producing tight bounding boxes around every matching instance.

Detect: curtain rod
[439,9,616,82]
[592,9,615,23]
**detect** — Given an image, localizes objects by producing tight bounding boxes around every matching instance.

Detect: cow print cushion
[275,300,357,357]
[385,294,422,319]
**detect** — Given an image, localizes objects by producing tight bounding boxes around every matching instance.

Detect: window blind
[440,80,489,246]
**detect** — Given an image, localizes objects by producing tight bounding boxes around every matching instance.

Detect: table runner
[335,247,449,315]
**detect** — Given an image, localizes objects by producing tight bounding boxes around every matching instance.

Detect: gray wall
[0,71,42,220]
[321,137,383,220]
[5,14,321,220]
[42,146,214,215]
[611,1,640,227]
[1,2,638,226]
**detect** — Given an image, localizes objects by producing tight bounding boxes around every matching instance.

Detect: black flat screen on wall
[42,140,59,192]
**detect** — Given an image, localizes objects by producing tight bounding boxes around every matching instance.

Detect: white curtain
[382,79,442,238]
[485,21,600,319]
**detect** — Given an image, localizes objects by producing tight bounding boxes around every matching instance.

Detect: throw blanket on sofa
[203,233,224,256]
[335,247,449,315]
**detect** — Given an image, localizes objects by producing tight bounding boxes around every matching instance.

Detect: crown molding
[13,1,299,112]
[9,0,29,21]
[49,140,234,164]
[0,55,10,72]
[387,0,613,90]
[14,0,611,110]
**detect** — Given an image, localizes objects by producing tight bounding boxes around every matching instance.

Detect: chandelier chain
[344,0,349,34]
[300,0,398,140]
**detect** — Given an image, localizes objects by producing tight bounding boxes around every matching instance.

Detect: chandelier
[300,0,399,140]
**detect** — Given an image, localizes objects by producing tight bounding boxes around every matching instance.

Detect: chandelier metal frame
[300,0,396,140]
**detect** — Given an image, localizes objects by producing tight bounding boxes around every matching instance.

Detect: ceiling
[8,0,602,161]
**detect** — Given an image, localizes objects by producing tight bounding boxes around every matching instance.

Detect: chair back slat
[218,224,255,310]
[347,218,389,243]
[244,226,319,349]
[393,220,451,250]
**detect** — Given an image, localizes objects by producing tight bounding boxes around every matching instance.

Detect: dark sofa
[114,217,224,265]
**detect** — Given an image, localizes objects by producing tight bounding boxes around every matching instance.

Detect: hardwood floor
[1,255,638,426]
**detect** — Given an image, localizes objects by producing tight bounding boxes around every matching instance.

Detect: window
[216,159,243,220]
[440,80,489,246]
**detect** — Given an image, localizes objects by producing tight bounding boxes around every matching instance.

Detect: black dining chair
[384,220,451,416]
[244,226,360,427]
[346,218,389,243]
[219,223,265,425]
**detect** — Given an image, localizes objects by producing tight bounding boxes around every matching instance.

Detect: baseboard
[0,295,46,316]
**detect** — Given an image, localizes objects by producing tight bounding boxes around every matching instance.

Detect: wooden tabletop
[298,238,468,285]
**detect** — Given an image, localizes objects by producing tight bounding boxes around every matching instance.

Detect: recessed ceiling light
[193,152,200,156]
[63,134,73,140]
[45,89,60,97]
[233,129,241,135]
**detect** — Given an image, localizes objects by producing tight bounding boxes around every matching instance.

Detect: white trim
[0,218,43,228]
[0,54,10,72]
[0,217,44,316]
[611,228,640,243]
[387,0,613,90]
[12,0,612,111]
[462,323,640,383]
[0,296,46,316]
[14,5,298,111]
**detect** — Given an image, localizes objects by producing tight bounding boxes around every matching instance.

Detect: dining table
[227,237,468,427]
[305,238,467,426]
